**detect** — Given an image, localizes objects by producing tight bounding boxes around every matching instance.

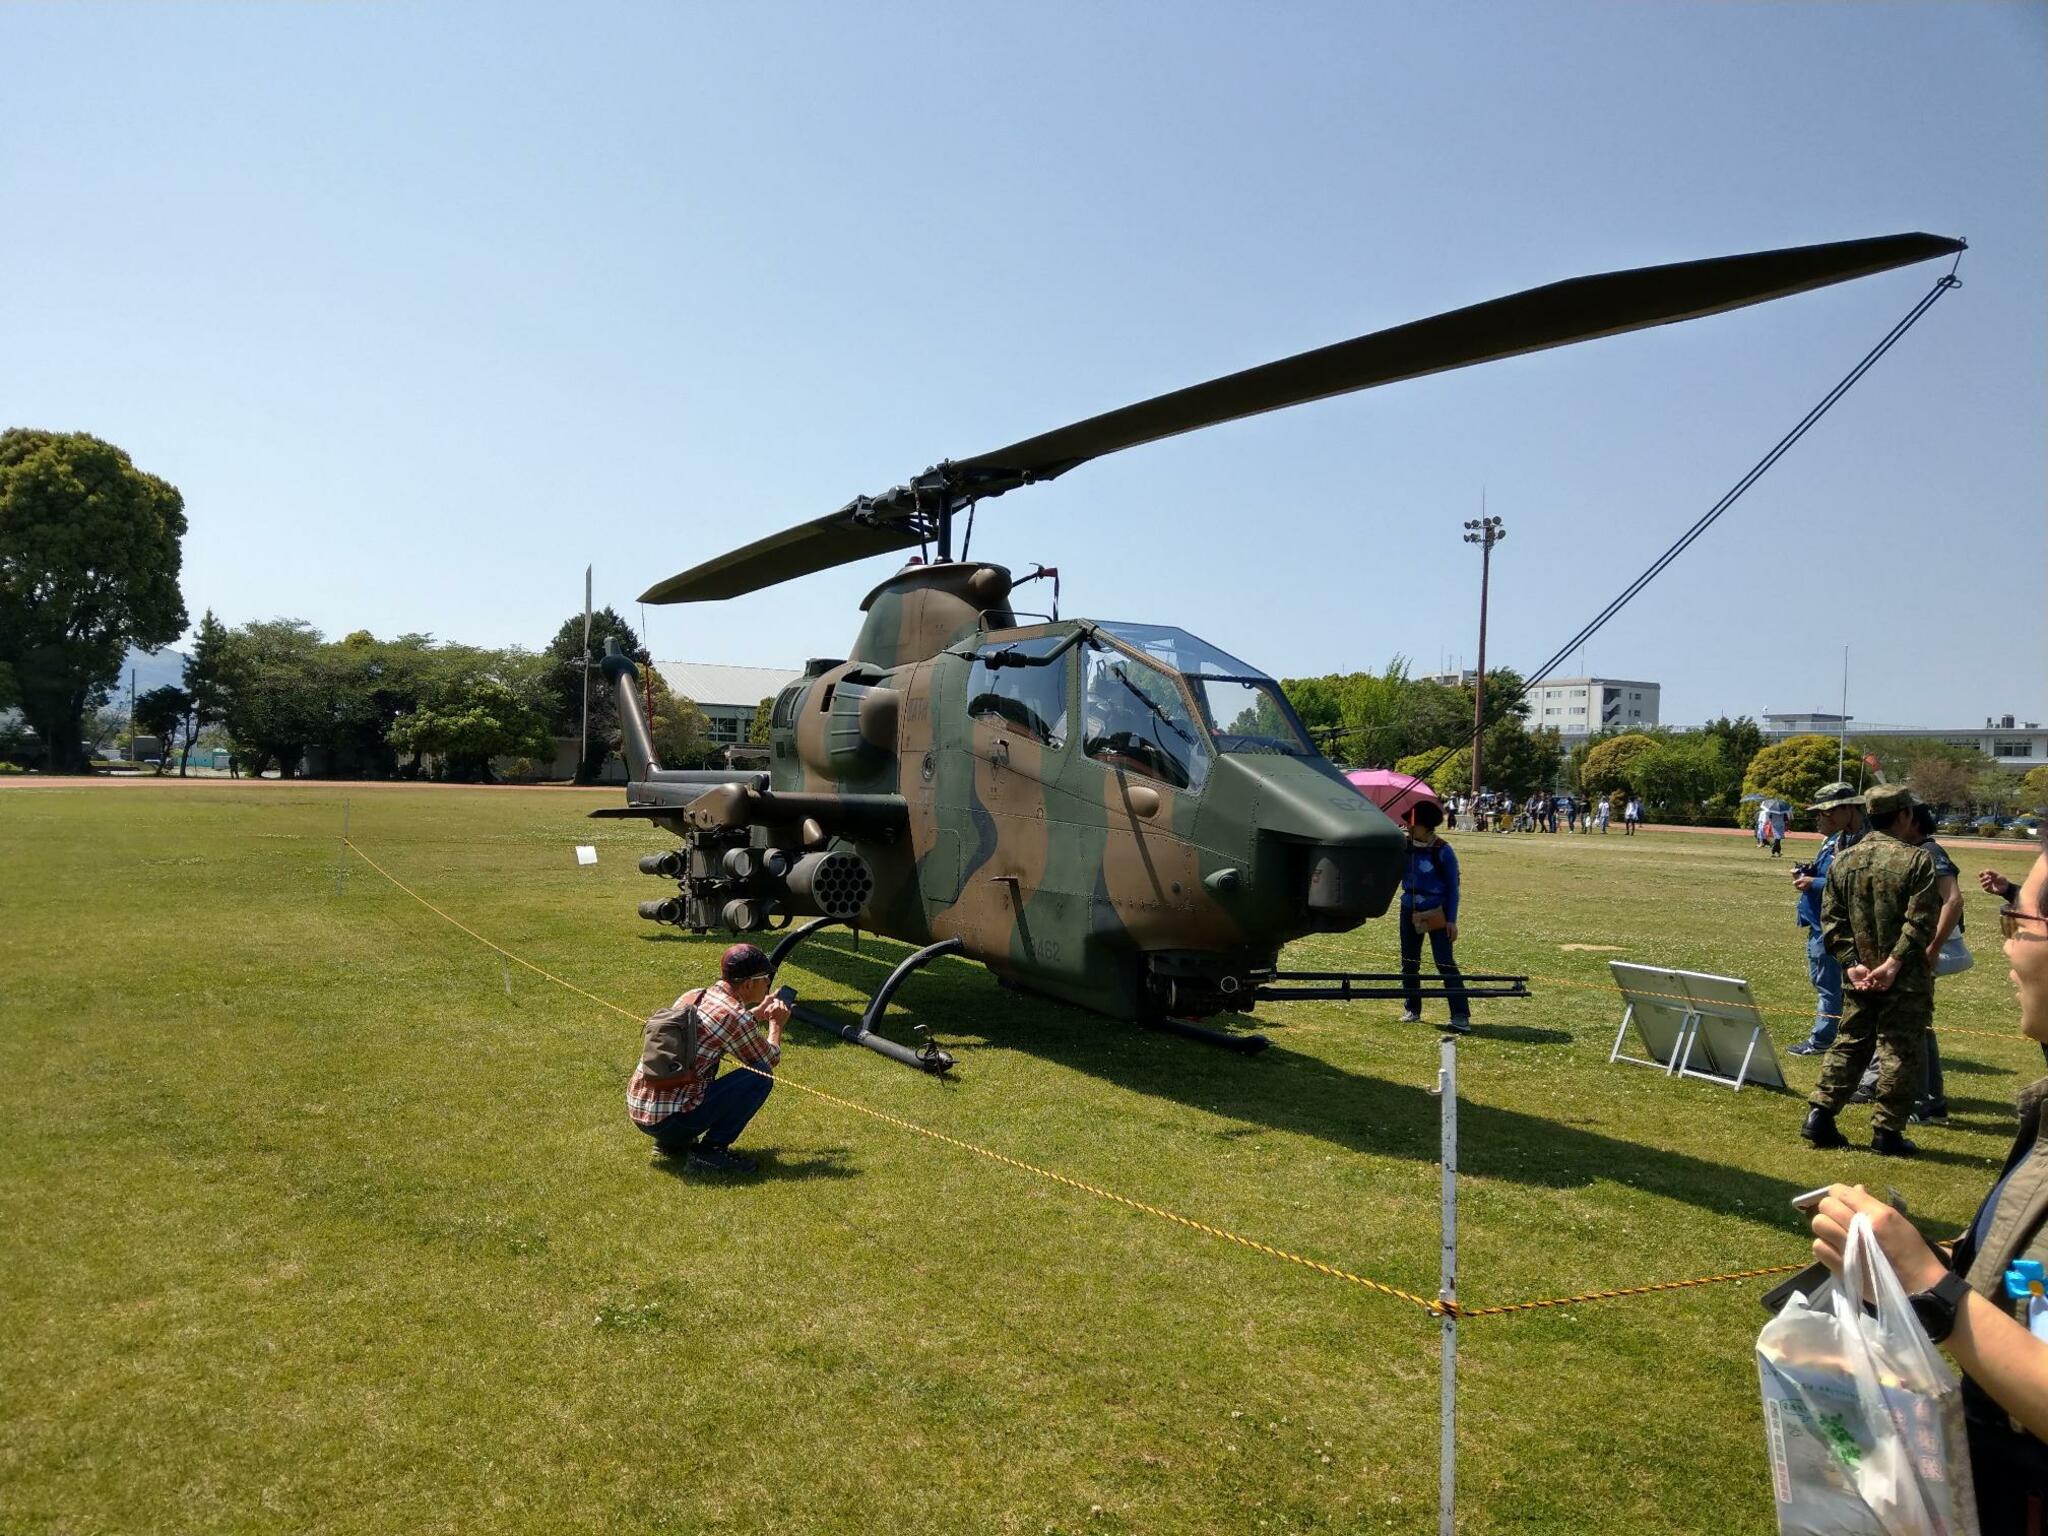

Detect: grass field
[2,783,2036,1535]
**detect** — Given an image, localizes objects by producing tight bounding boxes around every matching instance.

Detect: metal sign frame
[1607,962,1786,1093]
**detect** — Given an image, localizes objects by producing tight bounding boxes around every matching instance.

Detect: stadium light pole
[1463,515,1505,800]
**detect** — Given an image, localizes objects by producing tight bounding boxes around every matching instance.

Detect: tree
[1743,734,1841,818]
[1394,746,1473,800]
[1634,740,1727,815]
[2019,765,2048,809]
[1481,718,1563,797]
[388,673,553,782]
[214,619,332,777]
[747,696,776,745]
[181,611,235,775]
[0,430,188,770]
[644,666,711,768]
[538,608,646,782]
[1908,753,1984,811]
[1579,733,1662,796]
[132,684,194,776]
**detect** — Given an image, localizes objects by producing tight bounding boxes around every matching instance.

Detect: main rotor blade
[956,232,1963,486]
[639,508,927,604]
[640,231,1961,604]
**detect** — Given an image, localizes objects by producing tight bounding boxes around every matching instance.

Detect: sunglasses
[2000,903,2048,940]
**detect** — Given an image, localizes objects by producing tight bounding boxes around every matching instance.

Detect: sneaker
[1398,1010,1422,1023]
[1787,1041,1826,1057]
[656,1134,701,1158]
[1910,1099,1949,1125]
[687,1145,758,1174]
[1441,1019,1473,1036]
[1849,1083,1876,1105]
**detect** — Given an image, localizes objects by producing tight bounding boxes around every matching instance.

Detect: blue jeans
[1400,915,1470,1021]
[1804,929,1842,1049]
[636,1066,774,1153]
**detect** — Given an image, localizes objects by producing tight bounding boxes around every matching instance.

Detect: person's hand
[1445,922,1458,942]
[1793,872,1815,892]
[1926,943,1943,970]
[1981,869,2013,897]
[758,995,791,1029]
[1845,962,1873,990]
[1811,1184,1948,1295]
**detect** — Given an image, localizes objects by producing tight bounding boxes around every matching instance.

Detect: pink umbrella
[1345,768,1440,822]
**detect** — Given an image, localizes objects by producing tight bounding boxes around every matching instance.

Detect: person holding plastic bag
[1804,852,2048,1527]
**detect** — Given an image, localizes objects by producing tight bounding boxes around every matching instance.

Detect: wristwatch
[1908,1270,1971,1343]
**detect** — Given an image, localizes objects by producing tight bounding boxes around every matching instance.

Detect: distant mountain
[115,645,189,703]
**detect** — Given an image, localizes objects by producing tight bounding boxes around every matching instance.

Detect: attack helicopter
[595,232,1963,1072]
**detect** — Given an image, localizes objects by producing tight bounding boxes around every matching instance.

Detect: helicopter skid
[1142,1015,1272,1055]
[1252,970,1530,1004]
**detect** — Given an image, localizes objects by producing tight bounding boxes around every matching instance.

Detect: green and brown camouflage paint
[728,560,1405,1022]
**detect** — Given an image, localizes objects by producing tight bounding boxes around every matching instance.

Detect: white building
[1761,711,2048,769]
[1525,676,1660,740]
[653,661,804,746]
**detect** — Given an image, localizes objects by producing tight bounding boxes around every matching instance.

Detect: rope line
[339,838,1837,1321]
[1451,1261,1808,1319]
[342,838,1442,1315]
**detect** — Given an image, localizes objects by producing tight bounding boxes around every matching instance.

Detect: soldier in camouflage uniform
[1802,783,1941,1156]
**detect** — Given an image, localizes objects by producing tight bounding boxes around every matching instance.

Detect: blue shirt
[1400,837,1461,923]
[1797,826,1865,931]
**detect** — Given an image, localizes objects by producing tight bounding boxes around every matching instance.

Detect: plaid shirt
[626,980,780,1126]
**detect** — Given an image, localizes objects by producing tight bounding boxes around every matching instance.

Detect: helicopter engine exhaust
[635,833,873,932]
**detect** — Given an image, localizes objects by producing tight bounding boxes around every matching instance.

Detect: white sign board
[1608,961,1786,1093]
[575,845,598,866]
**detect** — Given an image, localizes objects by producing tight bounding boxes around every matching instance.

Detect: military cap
[1806,781,1864,811]
[1863,783,1917,820]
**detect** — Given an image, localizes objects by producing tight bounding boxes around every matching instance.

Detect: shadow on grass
[647,1145,862,1184]
[776,934,1932,1232]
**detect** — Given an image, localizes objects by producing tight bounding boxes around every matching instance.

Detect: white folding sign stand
[1608,962,1786,1093]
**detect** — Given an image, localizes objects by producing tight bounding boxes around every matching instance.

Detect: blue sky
[4,2,2041,729]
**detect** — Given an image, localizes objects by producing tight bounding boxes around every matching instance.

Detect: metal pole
[336,798,350,897]
[1439,1033,1458,1536]
[1838,645,1848,781]
[1463,513,1504,802]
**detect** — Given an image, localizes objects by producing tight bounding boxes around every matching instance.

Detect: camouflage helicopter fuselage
[614,560,1405,1024]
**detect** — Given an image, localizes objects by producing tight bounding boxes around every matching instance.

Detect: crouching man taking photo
[627,942,788,1174]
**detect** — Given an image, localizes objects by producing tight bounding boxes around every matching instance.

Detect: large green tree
[1743,734,1842,818]
[214,620,333,777]
[0,430,188,770]
[1634,739,1728,816]
[388,674,553,783]
[1579,732,1662,796]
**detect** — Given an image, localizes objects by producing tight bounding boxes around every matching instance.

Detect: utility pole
[1463,513,1505,799]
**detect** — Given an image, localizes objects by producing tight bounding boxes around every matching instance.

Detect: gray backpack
[637,988,708,1085]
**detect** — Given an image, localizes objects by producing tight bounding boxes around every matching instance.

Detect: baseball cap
[720,942,772,982]
[1807,781,1864,811]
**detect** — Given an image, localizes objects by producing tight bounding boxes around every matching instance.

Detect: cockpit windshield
[1097,622,1317,758]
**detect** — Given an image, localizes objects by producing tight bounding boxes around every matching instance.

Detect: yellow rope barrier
[339,838,1854,1322]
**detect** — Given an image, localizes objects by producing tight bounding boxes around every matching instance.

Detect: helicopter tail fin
[602,639,662,782]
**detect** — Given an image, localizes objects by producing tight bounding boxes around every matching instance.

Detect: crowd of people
[1444,789,1637,835]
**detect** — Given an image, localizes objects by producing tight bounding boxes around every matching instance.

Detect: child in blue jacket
[1398,800,1472,1033]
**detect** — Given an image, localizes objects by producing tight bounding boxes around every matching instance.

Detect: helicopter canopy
[1096,622,1316,760]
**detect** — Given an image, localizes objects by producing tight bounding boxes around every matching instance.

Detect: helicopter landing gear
[1141,1014,1272,1055]
[773,921,960,1075]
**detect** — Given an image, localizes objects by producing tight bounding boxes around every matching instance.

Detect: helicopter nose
[1306,843,1391,921]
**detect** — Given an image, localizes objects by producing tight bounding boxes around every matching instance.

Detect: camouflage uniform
[1808,819,1939,1133]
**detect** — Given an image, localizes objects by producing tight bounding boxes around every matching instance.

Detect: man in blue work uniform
[1787,782,1866,1056]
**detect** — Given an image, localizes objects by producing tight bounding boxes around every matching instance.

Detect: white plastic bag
[1756,1213,1980,1535]
[1934,930,1974,977]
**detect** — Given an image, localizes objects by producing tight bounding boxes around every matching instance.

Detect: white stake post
[336,798,350,897]
[1438,1033,1458,1536]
